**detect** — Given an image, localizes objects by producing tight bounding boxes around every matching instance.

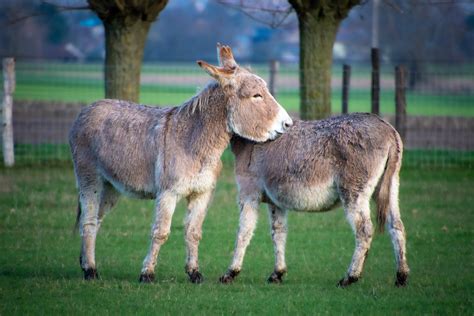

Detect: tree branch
[382,0,403,13]
[41,1,90,11]
[6,1,90,26]
[410,0,463,5]
[217,0,292,13]
[216,0,295,29]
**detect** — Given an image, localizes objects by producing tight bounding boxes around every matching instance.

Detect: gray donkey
[218,59,409,288]
[69,44,293,283]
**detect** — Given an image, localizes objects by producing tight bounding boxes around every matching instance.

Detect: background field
[1,60,473,314]
[14,62,474,117]
[0,153,473,314]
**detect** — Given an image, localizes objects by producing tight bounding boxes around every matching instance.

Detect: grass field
[13,61,474,117]
[1,152,473,314]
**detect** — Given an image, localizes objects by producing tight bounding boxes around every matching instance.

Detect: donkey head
[197,44,292,142]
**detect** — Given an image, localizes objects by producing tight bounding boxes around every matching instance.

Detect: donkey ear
[217,43,238,70]
[197,60,235,84]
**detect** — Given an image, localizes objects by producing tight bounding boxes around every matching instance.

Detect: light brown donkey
[69,44,293,283]
[218,57,409,288]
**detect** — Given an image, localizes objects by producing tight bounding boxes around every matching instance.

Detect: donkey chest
[174,163,221,195]
[264,178,339,212]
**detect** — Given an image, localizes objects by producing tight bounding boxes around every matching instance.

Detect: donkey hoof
[188,270,204,284]
[219,274,234,284]
[337,276,359,288]
[219,270,240,284]
[267,270,285,284]
[83,268,99,280]
[139,273,155,283]
[395,272,408,287]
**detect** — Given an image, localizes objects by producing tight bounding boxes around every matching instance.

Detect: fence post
[269,59,279,97]
[371,48,380,115]
[342,64,351,114]
[2,58,15,167]
[395,65,407,143]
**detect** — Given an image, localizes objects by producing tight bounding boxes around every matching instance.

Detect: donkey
[216,47,408,288]
[219,115,409,287]
[68,44,293,283]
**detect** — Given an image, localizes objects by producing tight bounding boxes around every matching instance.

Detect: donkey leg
[184,190,213,284]
[139,191,178,283]
[387,180,409,287]
[220,200,259,284]
[338,199,373,287]
[78,179,104,280]
[96,182,120,233]
[267,204,288,284]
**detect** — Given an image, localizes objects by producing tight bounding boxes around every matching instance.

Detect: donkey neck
[174,82,231,161]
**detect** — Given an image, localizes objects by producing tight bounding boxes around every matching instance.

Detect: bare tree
[4,0,168,102]
[380,0,469,89]
[289,0,361,119]
[88,0,168,102]
[218,0,361,119]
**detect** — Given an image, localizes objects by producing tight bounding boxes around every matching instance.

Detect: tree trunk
[298,13,340,120]
[103,18,151,102]
[88,0,168,103]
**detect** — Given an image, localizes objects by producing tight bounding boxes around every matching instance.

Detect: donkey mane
[177,81,221,116]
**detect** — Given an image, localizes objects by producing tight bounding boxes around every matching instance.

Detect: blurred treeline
[1,0,473,63]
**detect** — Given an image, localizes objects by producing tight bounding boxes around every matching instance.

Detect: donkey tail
[376,128,403,233]
[73,196,81,233]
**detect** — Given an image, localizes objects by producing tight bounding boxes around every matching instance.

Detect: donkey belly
[101,171,156,199]
[93,143,158,199]
[264,178,339,212]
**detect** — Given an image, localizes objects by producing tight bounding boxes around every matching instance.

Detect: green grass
[0,151,473,314]
[13,62,474,117]
[15,81,474,117]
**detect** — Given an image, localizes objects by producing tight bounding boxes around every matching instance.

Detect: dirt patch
[12,100,87,144]
[386,115,474,150]
[8,100,474,150]
[0,174,16,193]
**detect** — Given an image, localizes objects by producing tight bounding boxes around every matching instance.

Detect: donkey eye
[252,94,263,99]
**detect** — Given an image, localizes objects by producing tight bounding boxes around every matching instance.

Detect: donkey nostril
[283,120,293,130]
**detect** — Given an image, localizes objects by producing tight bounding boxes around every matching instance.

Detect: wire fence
[1,59,473,168]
